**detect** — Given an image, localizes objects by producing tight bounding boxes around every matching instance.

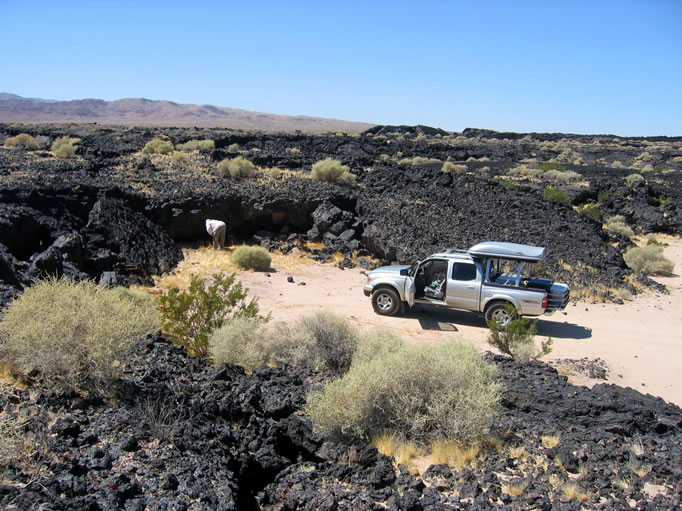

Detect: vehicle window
[452,262,477,281]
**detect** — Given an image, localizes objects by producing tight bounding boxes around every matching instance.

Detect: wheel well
[484,299,514,313]
[372,284,400,295]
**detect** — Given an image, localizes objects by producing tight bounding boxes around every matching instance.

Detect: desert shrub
[625,173,644,187]
[261,311,359,373]
[208,316,267,369]
[542,187,571,204]
[4,133,39,150]
[218,156,256,178]
[498,179,518,190]
[177,139,214,152]
[442,162,467,173]
[306,337,501,444]
[142,138,174,155]
[543,169,581,183]
[598,190,614,202]
[398,156,441,166]
[646,234,663,246]
[310,158,356,186]
[231,245,272,271]
[539,161,565,172]
[268,167,281,179]
[0,278,160,393]
[157,273,265,358]
[51,136,80,158]
[286,147,301,154]
[611,160,626,169]
[605,216,634,238]
[623,245,675,275]
[578,203,603,222]
[227,143,240,152]
[488,310,552,362]
[172,151,187,162]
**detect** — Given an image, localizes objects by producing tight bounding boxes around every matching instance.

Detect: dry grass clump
[442,161,467,173]
[398,156,441,166]
[306,333,501,444]
[142,138,174,155]
[543,169,582,183]
[0,278,160,393]
[310,158,356,186]
[231,245,272,271]
[562,482,589,502]
[218,156,257,178]
[541,433,561,449]
[623,245,675,275]
[4,133,39,150]
[176,139,214,152]
[51,136,80,158]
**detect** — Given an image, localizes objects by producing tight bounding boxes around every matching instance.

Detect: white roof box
[468,241,546,262]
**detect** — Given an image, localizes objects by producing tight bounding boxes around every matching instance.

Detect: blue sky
[2,1,681,135]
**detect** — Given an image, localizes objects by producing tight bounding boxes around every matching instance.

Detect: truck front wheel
[372,288,401,316]
[485,302,517,328]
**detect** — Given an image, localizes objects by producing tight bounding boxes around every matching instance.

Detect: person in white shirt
[205,219,227,249]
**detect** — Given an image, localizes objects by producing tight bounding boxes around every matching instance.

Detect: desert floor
[154,237,682,408]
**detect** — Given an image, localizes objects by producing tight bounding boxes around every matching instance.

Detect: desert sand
[161,238,682,407]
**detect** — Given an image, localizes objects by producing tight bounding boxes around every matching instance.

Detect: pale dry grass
[501,480,528,497]
[562,482,589,502]
[541,434,560,449]
[431,439,482,470]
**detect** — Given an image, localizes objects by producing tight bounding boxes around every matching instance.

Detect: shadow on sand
[404,305,592,340]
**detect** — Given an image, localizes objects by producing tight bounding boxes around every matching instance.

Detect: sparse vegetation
[605,215,634,238]
[51,136,80,158]
[625,173,644,187]
[306,334,501,444]
[538,161,565,172]
[227,143,240,152]
[0,278,160,393]
[578,203,603,222]
[442,161,467,173]
[542,187,572,204]
[157,273,265,358]
[142,138,174,155]
[218,156,257,178]
[208,316,267,369]
[623,245,674,275]
[231,245,272,271]
[310,157,356,186]
[488,310,552,362]
[4,133,39,150]
[176,139,214,152]
[399,156,441,166]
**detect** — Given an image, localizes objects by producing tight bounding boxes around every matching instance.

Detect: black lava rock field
[0,124,681,509]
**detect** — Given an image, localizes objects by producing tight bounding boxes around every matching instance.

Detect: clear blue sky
[2,1,681,136]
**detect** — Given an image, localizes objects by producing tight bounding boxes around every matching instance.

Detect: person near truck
[205,219,227,249]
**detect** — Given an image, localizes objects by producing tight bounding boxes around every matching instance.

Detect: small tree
[157,273,266,358]
[488,307,552,362]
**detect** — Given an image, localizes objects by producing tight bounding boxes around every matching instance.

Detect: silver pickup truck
[363,241,570,326]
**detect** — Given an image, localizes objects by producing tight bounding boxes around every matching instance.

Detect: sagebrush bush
[0,278,160,393]
[543,169,581,183]
[176,139,214,152]
[157,273,265,358]
[231,245,272,271]
[306,336,501,444]
[218,156,256,178]
[4,133,39,150]
[543,187,571,204]
[623,245,674,275]
[51,136,80,158]
[442,161,467,173]
[310,158,356,186]
[142,138,174,155]
[208,316,267,369]
[538,161,565,171]
[227,143,240,152]
[488,311,552,362]
[605,216,634,238]
[625,173,644,187]
[578,203,603,222]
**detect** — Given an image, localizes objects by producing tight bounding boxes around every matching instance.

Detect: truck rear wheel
[485,302,517,328]
[372,288,401,316]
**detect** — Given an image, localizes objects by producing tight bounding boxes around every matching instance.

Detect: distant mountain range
[0,93,375,133]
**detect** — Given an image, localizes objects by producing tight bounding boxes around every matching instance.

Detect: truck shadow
[405,305,592,340]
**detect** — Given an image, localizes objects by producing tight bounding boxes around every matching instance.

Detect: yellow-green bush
[231,245,272,270]
[51,136,80,158]
[4,133,39,150]
[0,279,160,393]
[442,162,467,173]
[208,316,267,369]
[218,156,256,178]
[177,139,214,152]
[310,158,356,186]
[624,245,674,275]
[142,138,174,155]
[605,215,634,238]
[625,173,644,187]
[306,335,501,444]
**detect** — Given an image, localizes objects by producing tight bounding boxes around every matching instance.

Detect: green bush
[543,187,571,204]
[177,139,214,152]
[231,245,272,271]
[625,173,644,187]
[488,311,552,362]
[597,190,614,202]
[0,278,160,393]
[51,136,80,158]
[306,336,501,444]
[4,133,39,150]
[538,161,565,172]
[623,245,675,275]
[208,316,267,369]
[218,156,256,178]
[157,273,265,358]
[142,138,174,155]
[310,158,356,186]
[578,203,603,222]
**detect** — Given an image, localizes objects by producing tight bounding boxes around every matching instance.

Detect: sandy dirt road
[161,238,682,407]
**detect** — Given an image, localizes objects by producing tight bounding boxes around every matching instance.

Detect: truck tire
[485,302,517,328]
[372,288,401,316]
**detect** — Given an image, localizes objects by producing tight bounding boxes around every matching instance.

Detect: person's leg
[216,225,226,249]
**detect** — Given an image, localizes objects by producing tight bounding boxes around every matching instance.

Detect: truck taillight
[542,295,548,308]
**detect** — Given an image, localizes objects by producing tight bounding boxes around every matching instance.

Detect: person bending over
[205,219,226,249]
